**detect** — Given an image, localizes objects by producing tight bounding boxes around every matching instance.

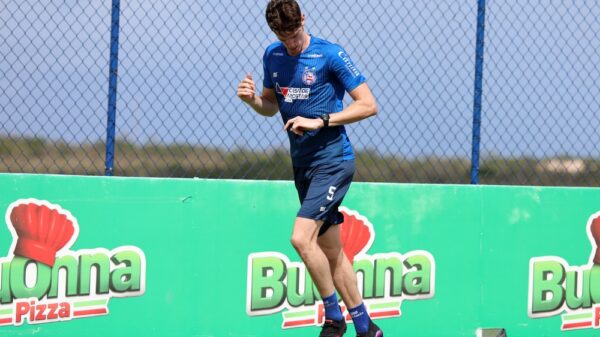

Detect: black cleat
[356,320,383,337]
[319,318,347,337]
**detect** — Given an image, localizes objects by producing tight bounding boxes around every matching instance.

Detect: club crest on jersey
[276,83,310,103]
[302,67,317,85]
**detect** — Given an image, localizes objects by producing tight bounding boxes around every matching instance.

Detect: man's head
[266,0,307,56]
[266,0,302,34]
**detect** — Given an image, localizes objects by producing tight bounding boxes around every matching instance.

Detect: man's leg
[291,217,348,336]
[318,225,384,337]
[291,161,355,335]
[317,224,362,307]
[290,216,336,298]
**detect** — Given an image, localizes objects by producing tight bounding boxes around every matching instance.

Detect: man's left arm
[328,83,377,127]
[284,83,377,135]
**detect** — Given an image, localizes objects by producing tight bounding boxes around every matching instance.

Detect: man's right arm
[246,88,279,117]
[237,74,279,117]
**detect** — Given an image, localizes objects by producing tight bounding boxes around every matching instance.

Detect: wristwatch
[319,113,330,128]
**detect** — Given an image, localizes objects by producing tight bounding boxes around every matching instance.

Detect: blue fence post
[470,0,487,184]
[104,0,121,176]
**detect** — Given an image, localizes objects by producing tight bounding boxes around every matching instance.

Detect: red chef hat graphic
[590,214,600,265]
[6,199,79,267]
[339,207,375,263]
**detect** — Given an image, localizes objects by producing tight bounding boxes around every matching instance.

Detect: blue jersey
[263,36,366,167]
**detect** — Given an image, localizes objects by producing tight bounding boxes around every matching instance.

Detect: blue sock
[349,303,370,334]
[322,292,343,321]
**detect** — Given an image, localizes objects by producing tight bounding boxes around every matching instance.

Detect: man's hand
[237,73,256,103]
[284,116,324,136]
[236,73,279,117]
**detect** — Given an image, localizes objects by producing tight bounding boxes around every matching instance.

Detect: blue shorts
[293,160,355,236]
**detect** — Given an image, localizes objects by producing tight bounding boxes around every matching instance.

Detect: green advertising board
[0,173,599,337]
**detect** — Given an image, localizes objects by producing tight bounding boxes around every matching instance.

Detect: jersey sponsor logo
[337,51,361,77]
[276,83,310,103]
[273,52,284,56]
[306,53,323,58]
[273,72,278,78]
[302,67,317,86]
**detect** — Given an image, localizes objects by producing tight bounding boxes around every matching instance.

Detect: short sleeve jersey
[263,36,366,167]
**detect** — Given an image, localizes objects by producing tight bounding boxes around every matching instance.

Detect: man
[237,1,382,336]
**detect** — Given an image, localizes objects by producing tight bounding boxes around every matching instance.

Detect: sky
[1,0,599,158]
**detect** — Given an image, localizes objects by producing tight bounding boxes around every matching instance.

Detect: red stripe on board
[283,318,315,327]
[370,310,400,318]
[0,318,12,324]
[73,308,108,317]
[562,321,592,330]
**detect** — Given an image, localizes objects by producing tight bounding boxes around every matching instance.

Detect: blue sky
[1,0,599,158]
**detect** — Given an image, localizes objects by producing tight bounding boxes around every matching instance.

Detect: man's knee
[290,234,309,253]
[291,217,321,250]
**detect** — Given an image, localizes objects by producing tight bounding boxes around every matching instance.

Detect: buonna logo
[246,207,436,329]
[528,212,600,331]
[0,199,146,326]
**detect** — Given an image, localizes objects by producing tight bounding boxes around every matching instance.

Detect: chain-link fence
[482,1,600,185]
[1,0,599,185]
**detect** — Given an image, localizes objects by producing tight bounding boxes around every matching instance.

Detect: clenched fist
[237,73,256,103]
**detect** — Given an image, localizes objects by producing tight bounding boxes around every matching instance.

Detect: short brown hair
[265,0,302,34]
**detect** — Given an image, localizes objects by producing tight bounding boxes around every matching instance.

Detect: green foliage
[0,137,598,186]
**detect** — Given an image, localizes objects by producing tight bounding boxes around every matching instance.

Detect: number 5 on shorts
[327,186,337,201]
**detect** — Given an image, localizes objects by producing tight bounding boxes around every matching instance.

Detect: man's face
[275,24,305,56]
